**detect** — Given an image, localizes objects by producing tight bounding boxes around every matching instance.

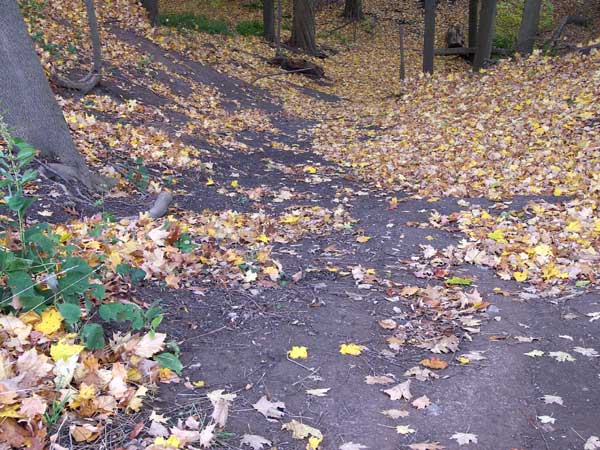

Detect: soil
[40,24,599,450]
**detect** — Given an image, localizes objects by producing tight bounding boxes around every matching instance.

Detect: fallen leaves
[548,351,576,362]
[451,432,478,445]
[365,375,395,385]
[381,409,409,419]
[411,395,431,410]
[542,395,564,406]
[420,357,448,370]
[288,346,308,359]
[241,434,272,450]
[253,396,286,420]
[384,380,412,401]
[339,343,364,356]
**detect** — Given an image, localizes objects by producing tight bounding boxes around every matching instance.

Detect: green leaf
[13,138,37,166]
[6,193,34,216]
[57,303,81,325]
[99,302,145,329]
[81,323,105,350]
[575,280,590,287]
[445,276,473,286]
[154,352,183,374]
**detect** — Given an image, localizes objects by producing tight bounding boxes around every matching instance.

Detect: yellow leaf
[306,436,322,450]
[50,341,84,362]
[257,233,270,243]
[288,346,308,359]
[231,180,239,188]
[356,235,371,243]
[108,251,122,269]
[339,343,363,356]
[566,221,582,233]
[206,178,215,186]
[513,271,528,282]
[457,356,470,364]
[304,165,317,174]
[34,307,63,336]
[0,404,24,418]
[533,244,553,257]
[487,229,507,243]
[154,435,181,448]
[192,380,206,388]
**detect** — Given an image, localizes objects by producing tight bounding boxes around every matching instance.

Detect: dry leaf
[451,432,478,445]
[365,375,394,385]
[384,380,412,401]
[282,420,323,440]
[241,434,272,450]
[412,395,431,410]
[340,442,368,450]
[396,425,416,435]
[381,409,409,419]
[408,443,446,450]
[420,357,448,370]
[306,388,330,397]
[253,395,285,420]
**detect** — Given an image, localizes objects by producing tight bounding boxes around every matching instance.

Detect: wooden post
[423,0,435,74]
[473,0,496,72]
[516,0,542,55]
[468,0,479,49]
[399,21,406,81]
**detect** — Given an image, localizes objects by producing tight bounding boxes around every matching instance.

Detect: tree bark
[0,0,102,190]
[140,0,158,26]
[343,0,363,20]
[473,0,496,71]
[468,0,479,49]
[54,0,102,94]
[264,0,275,42]
[423,0,435,74]
[290,0,318,55]
[516,0,541,55]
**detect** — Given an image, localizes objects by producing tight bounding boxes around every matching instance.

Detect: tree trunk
[0,0,97,189]
[468,0,479,49]
[263,0,275,42]
[423,0,436,74]
[140,0,158,26]
[290,0,318,55]
[473,0,496,71]
[516,0,542,54]
[343,0,363,20]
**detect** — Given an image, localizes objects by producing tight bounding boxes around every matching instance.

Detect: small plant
[158,13,230,35]
[236,20,264,36]
[126,156,150,191]
[43,396,70,428]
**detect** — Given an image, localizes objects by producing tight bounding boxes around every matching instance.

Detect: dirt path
[71,28,599,450]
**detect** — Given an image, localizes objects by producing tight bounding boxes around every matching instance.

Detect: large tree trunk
[290,0,318,55]
[516,0,542,55]
[423,0,436,74]
[468,0,479,49]
[343,0,363,20]
[473,0,496,71]
[0,0,97,189]
[140,0,158,26]
[263,0,276,42]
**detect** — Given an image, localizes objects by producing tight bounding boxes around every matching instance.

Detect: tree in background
[0,0,109,190]
[290,0,318,55]
[343,0,363,20]
[264,0,276,42]
[473,0,497,71]
[516,0,542,54]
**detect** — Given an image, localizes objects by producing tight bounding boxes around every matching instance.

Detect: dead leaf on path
[585,436,600,450]
[288,346,308,359]
[514,336,537,343]
[537,415,556,424]
[339,343,364,356]
[134,332,166,358]
[199,423,216,448]
[378,319,397,329]
[542,395,564,406]
[396,425,416,435]
[451,432,478,445]
[460,351,487,361]
[365,375,394,385]
[70,424,101,443]
[384,380,412,401]
[548,351,575,362]
[207,390,236,427]
[241,434,272,450]
[340,442,368,450]
[282,420,322,440]
[306,388,330,397]
[412,395,431,410]
[524,350,544,358]
[404,366,439,381]
[381,409,409,419]
[573,347,599,357]
[429,335,459,353]
[420,357,448,370]
[253,395,285,420]
[409,443,446,450]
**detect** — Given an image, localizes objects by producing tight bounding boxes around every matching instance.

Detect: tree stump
[446,24,466,48]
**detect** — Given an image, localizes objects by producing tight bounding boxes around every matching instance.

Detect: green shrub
[494,0,554,50]
[236,20,264,36]
[158,13,230,35]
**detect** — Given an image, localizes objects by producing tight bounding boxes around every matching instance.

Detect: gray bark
[343,0,363,20]
[141,0,159,26]
[468,0,479,49]
[473,0,496,71]
[516,0,541,54]
[290,0,318,55]
[264,0,275,42]
[423,0,436,74]
[0,0,96,188]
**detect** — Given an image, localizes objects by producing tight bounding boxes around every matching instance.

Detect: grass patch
[158,13,230,34]
[236,20,264,36]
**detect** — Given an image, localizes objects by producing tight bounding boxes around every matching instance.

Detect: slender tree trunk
[423,0,435,74]
[516,0,541,54]
[468,0,479,49]
[0,0,97,188]
[290,0,318,55]
[473,0,496,71]
[264,0,275,42]
[343,0,363,20]
[399,21,406,81]
[141,0,158,26]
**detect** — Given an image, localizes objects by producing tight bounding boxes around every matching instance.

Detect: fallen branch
[564,42,600,55]
[544,15,588,50]
[435,47,510,55]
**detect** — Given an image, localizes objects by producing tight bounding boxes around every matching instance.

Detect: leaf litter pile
[1,0,599,448]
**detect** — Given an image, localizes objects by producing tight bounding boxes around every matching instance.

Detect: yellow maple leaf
[304,165,317,174]
[33,307,63,336]
[533,244,553,257]
[0,404,24,418]
[257,233,270,243]
[154,435,181,448]
[50,341,84,362]
[457,356,470,364]
[513,271,528,282]
[231,180,239,188]
[288,346,308,359]
[206,178,215,186]
[192,380,206,388]
[339,343,363,356]
[566,221,582,233]
[356,235,371,243]
[487,229,507,243]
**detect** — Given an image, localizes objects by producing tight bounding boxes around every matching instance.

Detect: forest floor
[7,0,600,449]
